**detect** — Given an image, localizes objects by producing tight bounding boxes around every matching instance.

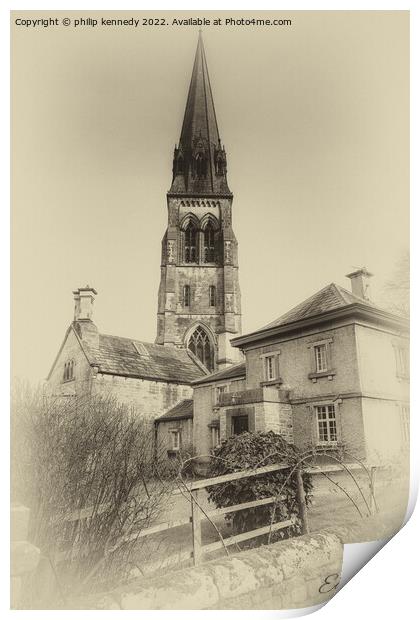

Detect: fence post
[295,468,309,535]
[191,490,202,566]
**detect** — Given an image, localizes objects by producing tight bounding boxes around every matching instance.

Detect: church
[47,34,409,466]
[46,33,241,424]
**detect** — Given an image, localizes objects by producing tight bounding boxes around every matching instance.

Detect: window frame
[209,285,216,307]
[170,430,181,451]
[259,350,282,385]
[308,338,335,382]
[315,404,338,445]
[314,344,328,373]
[214,383,229,405]
[203,222,216,263]
[183,284,191,307]
[63,360,75,383]
[184,221,198,263]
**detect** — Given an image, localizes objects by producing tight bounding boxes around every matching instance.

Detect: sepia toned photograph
[11,10,409,611]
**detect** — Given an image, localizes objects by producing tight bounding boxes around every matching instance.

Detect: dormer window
[63,360,74,382]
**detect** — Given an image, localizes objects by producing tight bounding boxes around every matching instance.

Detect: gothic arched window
[184,222,197,263]
[188,326,214,372]
[203,222,216,263]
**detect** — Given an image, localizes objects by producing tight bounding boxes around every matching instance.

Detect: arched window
[188,326,214,372]
[184,222,197,263]
[203,222,216,263]
[63,360,74,382]
[183,285,191,307]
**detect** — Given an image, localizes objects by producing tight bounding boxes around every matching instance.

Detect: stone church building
[47,34,409,464]
[47,34,241,430]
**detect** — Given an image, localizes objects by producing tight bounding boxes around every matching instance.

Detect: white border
[4,2,418,619]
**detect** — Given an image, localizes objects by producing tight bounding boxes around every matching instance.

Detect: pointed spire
[169,32,231,196]
[180,31,220,152]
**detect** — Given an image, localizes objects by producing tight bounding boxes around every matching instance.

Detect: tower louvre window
[209,285,216,307]
[203,222,216,263]
[183,285,191,307]
[188,326,214,372]
[184,222,198,263]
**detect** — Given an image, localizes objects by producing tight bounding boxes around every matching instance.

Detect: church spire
[170,32,231,196]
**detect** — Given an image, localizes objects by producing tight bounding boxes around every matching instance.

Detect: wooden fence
[58,462,309,569]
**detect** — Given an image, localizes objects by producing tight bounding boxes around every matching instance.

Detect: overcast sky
[11,10,409,383]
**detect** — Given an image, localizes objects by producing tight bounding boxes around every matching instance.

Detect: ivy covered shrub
[207,431,313,540]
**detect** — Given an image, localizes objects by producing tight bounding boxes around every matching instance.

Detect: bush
[207,431,313,540]
[11,383,176,602]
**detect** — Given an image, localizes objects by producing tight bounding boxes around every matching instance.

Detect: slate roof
[84,334,205,383]
[192,361,246,386]
[155,399,193,422]
[261,283,378,330]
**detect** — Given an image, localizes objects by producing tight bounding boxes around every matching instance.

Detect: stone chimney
[73,285,97,321]
[345,268,373,300]
[73,286,99,348]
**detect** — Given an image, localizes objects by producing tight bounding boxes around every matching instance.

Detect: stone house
[191,269,409,466]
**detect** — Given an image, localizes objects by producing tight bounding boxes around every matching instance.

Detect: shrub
[11,383,176,602]
[207,431,313,540]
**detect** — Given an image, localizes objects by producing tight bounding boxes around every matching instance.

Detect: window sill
[260,378,283,387]
[62,378,75,384]
[396,374,410,382]
[308,370,336,383]
[316,441,339,448]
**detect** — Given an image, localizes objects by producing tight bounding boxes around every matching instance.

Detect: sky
[11,10,409,383]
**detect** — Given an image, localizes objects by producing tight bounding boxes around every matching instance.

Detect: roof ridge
[330,282,349,304]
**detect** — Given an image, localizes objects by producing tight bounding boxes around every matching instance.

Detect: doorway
[232,415,249,435]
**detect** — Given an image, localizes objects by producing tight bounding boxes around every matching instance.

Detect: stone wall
[47,326,94,397]
[244,324,360,397]
[72,531,343,610]
[292,396,366,460]
[92,373,192,423]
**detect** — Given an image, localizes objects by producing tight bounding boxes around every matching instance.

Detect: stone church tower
[156,33,242,371]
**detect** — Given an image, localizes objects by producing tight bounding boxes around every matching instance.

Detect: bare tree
[380,251,410,317]
[11,382,176,603]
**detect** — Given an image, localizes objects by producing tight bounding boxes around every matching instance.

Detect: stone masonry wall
[72,531,343,610]
[47,327,93,397]
[92,373,193,423]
